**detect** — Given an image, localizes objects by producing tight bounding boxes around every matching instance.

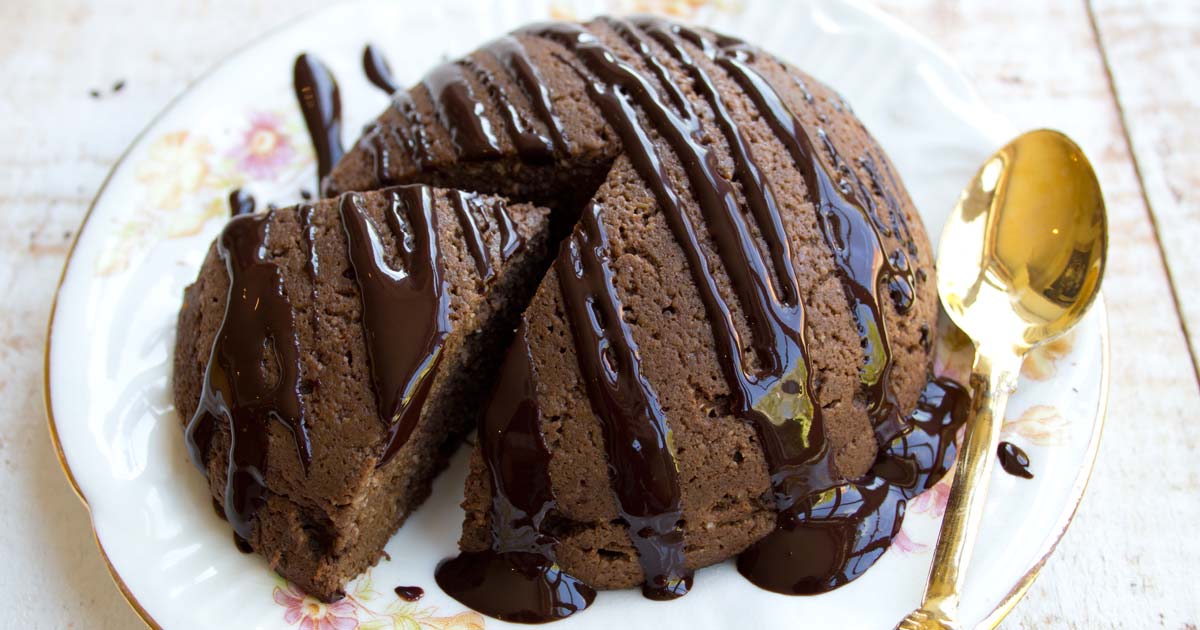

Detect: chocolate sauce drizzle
[185,212,312,543]
[340,187,451,464]
[294,53,345,192]
[234,532,254,554]
[462,55,555,161]
[998,441,1034,479]
[557,202,691,599]
[450,190,494,282]
[298,203,320,280]
[363,44,401,94]
[198,48,533,556]
[359,84,433,186]
[434,324,597,622]
[701,33,913,444]
[228,189,256,217]
[437,18,968,621]
[741,376,968,594]
[492,195,523,260]
[484,36,572,155]
[356,36,572,190]
[193,185,462,554]
[422,62,502,161]
[532,14,842,588]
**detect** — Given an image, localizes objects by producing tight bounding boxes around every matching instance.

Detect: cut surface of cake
[173,185,551,600]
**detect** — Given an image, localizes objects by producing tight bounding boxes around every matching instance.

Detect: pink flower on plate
[891,528,929,555]
[231,111,295,178]
[907,479,951,518]
[274,583,359,630]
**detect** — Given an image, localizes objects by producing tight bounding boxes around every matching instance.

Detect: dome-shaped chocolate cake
[175,14,966,622]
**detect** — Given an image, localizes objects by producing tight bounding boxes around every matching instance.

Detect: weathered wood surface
[1089,0,1200,375]
[0,1,1194,628]
[876,2,1200,628]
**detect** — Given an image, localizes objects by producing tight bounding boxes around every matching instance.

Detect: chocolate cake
[325,16,968,620]
[173,186,551,600]
[175,14,968,622]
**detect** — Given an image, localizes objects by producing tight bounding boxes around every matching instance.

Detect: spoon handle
[917,348,1023,625]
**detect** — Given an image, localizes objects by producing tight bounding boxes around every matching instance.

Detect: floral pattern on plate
[274,570,484,630]
[894,347,1076,556]
[96,108,312,276]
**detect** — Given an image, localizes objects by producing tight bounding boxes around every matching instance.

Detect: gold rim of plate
[38,5,1112,629]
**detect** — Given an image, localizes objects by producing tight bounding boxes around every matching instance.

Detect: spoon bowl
[937,129,1107,350]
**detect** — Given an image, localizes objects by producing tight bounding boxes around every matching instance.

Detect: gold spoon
[897,129,1107,630]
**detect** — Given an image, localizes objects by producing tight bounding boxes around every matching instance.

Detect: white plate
[44,1,1109,628]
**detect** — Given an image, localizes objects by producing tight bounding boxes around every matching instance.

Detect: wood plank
[1089,0,1200,376]
[871,1,1200,628]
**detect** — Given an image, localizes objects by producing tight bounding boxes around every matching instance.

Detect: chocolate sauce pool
[394,585,425,601]
[998,441,1034,479]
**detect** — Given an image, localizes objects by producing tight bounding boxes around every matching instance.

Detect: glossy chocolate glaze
[340,187,450,465]
[435,18,964,620]
[185,212,312,543]
[363,44,401,94]
[356,36,571,191]
[556,202,691,599]
[450,190,494,282]
[434,324,597,622]
[197,51,534,559]
[741,376,968,593]
[294,53,345,193]
[422,62,502,161]
[228,189,256,217]
[394,585,425,601]
[484,36,571,155]
[998,441,1034,479]
[361,38,533,276]
[531,14,843,592]
[461,55,555,161]
[359,89,432,187]
[298,203,320,280]
[701,31,914,444]
[492,193,523,260]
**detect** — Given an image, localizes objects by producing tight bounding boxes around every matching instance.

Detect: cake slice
[173,185,551,600]
[322,28,623,212]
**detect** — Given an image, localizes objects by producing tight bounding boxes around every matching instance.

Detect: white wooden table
[1,1,1195,627]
